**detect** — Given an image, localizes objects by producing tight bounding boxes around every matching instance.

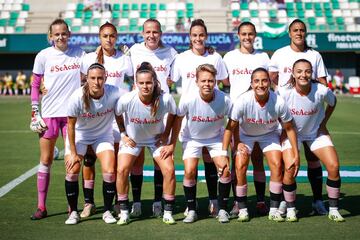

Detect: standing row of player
[29,17,344,225]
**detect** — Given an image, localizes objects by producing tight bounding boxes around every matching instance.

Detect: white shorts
[118,142,162,158]
[113,124,121,143]
[239,131,281,154]
[182,140,224,160]
[282,134,334,152]
[65,137,114,156]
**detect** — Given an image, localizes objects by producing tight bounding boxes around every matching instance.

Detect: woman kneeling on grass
[279,59,344,222]
[115,62,178,225]
[222,68,299,222]
[64,63,124,225]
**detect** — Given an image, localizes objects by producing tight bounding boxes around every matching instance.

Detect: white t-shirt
[231,90,292,137]
[115,91,177,144]
[67,84,123,142]
[278,82,336,140]
[81,51,133,91]
[171,49,228,98]
[33,46,85,117]
[177,88,232,142]
[130,42,178,93]
[223,49,270,101]
[269,45,328,88]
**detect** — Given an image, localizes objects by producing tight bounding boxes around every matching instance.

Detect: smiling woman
[278,59,345,222]
[222,67,299,222]
[29,18,85,221]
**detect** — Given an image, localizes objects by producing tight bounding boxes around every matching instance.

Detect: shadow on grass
[48,191,360,223]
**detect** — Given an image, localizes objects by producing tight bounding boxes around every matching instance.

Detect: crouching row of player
[52,59,344,225]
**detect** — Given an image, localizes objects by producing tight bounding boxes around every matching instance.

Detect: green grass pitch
[0,95,359,239]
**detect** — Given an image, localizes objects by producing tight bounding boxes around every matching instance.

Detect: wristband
[220,150,228,156]
[120,132,127,138]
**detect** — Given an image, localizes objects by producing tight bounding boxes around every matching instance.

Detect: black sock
[308,166,323,201]
[218,181,231,210]
[254,181,266,202]
[270,191,282,208]
[183,185,197,211]
[154,169,163,202]
[163,198,175,212]
[119,199,129,211]
[204,162,218,200]
[236,196,247,209]
[130,174,143,203]
[327,178,341,208]
[283,183,297,208]
[65,180,79,212]
[103,181,116,211]
[83,187,94,204]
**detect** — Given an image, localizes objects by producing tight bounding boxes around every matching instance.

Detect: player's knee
[184,168,197,180]
[83,153,96,167]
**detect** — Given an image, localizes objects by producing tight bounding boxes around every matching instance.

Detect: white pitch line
[1,166,360,198]
[0,165,38,198]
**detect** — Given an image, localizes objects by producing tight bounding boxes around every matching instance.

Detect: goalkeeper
[29,18,85,220]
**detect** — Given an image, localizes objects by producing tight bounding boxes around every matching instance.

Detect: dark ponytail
[136,62,163,117]
[83,63,106,112]
[97,22,117,64]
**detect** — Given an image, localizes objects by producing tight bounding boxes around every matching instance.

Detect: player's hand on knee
[236,143,249,156]
[65,153,82,172]
[29,104,47,133]
[217,162,230,177]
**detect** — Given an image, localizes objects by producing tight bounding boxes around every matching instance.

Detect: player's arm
[317,76,328,86]
[65,116,82,171]
[283,120,300,177]
[318,97,337,135]
[29,73,47,133]
[269,71,279,87]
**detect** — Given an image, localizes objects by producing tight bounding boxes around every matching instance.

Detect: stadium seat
[122,3,129,11]
[76,3,84,12]
[348,76,360,94]
[141,3,148,11]
[232,10,240,18]
[240,3,248,10]
[113,3,120,12]
[159,3,166,11]
[150,3,157,11]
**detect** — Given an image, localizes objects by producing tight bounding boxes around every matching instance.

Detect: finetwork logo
[0,38,7,48]
[306,34,318,48]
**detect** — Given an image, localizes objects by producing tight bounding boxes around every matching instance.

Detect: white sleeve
[315,52,328,78]
[230,99,242,122]
[80,53,91,75]
[225,95,233,117]
[215,54,228,80]
[67,91,81,117]
[263,53,271,70]
[115,95,127,116]
[165,94,177,115]
[124,55,134,77]
[278,97,292,123]
[324,87,336,107]
[32,51,45,75]
[177,97,188,117]
[170,55,181,83]
[268,51,279,72]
